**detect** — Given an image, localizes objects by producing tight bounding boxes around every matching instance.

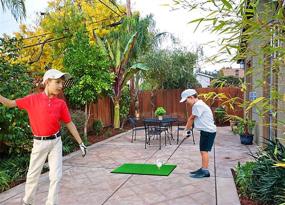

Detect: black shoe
[191,170,210,178]
[189,168,203,175]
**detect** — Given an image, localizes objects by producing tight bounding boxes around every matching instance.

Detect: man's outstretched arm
[0,95,17,108]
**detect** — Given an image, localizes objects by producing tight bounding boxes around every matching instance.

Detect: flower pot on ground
[240,134,254,145]
[227,115,255,145]
[236,118,255,145]
[154,107,166,120]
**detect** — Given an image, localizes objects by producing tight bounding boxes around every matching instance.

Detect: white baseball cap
[179,89,197,102]
[42,69,71,84]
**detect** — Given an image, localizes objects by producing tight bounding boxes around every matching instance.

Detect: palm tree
[1,0,26,21]
[94,15,156,128]
[95,31,147,128]
[95,15,171,128]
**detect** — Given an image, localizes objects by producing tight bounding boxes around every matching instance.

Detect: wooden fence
[137,87,244,121]
[88,87,244,127]
[88,97,113,128]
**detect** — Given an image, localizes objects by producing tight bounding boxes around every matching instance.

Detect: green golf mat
[111,163,177,176]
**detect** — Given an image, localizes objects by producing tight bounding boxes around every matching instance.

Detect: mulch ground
[88,127,128,144]
[240,197,263,205]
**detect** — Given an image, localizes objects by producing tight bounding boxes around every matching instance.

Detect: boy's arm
[185,115,195,130]
[65,121,87,157]
[65,121,83,144]
[0,95,17,108]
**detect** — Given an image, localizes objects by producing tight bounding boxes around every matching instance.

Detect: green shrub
[235,161,255,196]
[248,139,285,205]
[0,60,33,155]
[92,120,103,136]
[119,86,130,126]
[0,154,30,192]
[236,139,285,205]
[104,128,112,138]
[61,110,85,155]
[214,107,226,124]
[0,170,10,192]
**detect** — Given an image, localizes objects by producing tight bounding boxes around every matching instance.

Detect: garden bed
[88,127,126,144]
[231,169,264,205]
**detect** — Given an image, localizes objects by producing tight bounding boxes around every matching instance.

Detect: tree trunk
[129,78,135,116]
[126,0,131,17]
[114,99,120,129]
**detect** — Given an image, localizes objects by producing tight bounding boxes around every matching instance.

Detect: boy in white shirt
[180,89,216,178]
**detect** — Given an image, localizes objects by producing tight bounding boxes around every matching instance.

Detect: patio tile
[0,126,256,205]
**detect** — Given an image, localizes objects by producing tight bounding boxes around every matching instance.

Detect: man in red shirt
[0,69,87,205]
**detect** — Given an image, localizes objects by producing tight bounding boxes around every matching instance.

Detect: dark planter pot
[240,134,254,145]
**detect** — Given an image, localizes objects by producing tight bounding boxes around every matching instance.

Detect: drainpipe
[269,35,273,141]
[269,23,278,140]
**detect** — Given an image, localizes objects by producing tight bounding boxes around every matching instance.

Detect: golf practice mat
[111,163,177,176]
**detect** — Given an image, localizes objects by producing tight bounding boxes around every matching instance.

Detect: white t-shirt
[192,100,216,133]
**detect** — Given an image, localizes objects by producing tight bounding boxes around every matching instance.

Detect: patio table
[143,117,177,149]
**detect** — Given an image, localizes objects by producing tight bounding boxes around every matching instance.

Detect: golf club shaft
[166,134,189,163]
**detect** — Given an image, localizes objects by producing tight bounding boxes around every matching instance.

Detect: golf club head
[186,130,192,138]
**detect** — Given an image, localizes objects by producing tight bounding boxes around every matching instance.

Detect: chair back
[128,117,136,128]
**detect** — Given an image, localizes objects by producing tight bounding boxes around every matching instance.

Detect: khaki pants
[23,137,62,205]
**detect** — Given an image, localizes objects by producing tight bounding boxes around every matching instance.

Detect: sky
[0,0,240,71]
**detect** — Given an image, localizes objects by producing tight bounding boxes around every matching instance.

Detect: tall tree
[95,15,156,128]
[95,31,147,129]
[12,0,125,71]
[141,48,199,89]
[64,31,114,140]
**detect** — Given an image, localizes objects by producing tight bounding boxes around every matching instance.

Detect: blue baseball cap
[180,89,197,102]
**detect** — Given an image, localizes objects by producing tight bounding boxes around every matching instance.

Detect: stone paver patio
[0,126,257,205]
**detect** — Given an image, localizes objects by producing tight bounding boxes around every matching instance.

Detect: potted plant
[233,116,255,145]
[155,107,166,120]
[226,114,255,145]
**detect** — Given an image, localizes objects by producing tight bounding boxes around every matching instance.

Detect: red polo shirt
[16,92,71,136]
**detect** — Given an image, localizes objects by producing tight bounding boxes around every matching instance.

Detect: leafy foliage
[0,154,30,192]
[0,0,26,21]
[95,15,154,128]
[235,161,255,196]
[119,86,130,126]
[235,139,285,205]
[92,120,104,136]
[61,110,85,154]
[214,106,226,125]
[140,48,199,89]
[210,76,242,88]
[13,0,124,71]
[64,31,114,106]
[154,107,166,116]
[0,53,33,154]
[171,0,285,138]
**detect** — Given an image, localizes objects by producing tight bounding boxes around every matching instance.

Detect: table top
[143,117,177,123]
